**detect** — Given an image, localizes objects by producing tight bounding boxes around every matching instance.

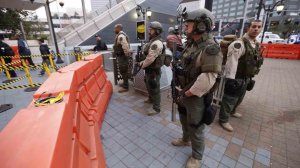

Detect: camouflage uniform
[113,31,130,90]
[172,8,223,168]
[219,33,263,125]
[140,21,164,115]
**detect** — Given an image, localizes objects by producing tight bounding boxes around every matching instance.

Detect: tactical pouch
[202,92,217,125]
[224,78,245,96]
[246,79,255,91]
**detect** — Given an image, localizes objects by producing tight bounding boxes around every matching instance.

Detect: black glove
[224,78,245,96]
[246,79,255,91]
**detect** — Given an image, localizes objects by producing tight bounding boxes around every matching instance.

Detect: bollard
[43,63,51,77]
[21,60,39,92]
[48,54,56,72]
[1,57,12,83]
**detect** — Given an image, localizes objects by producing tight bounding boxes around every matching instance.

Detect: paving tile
[204,156,219,168]
[207,133,219,142]
[235,162,249,168]
[115,148,129,160]
[111,161,127,168]
[218,163,230,168]
[255,153,270,166]
[256,148,271,159]
[157,152,172,165]
[105,154,120,167]
[123,142,138,153]
[212,143,227,154]
[139,153,155,167]
[241,148,255,159]
[174,151,189,163]
[148,147,162,158]
[221,155,237,168]
[131,147,146,159]
[238,155,253,167]
[148,160,165,168]
[209,149,224,162]
[117,136,131,146]
[231,137,244,146]
[167,158,185,168]
[216,138,230,147]
[110,142,123,153]
[122,154,138,167]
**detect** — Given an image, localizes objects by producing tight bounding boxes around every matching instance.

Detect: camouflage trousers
[117,55,129,89]
[219,78,250,123]
[144,68,161,112]
[178,96,205,160]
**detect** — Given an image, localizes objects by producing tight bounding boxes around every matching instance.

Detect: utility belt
[224,77,255,96]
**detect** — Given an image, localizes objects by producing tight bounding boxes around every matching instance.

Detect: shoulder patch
[205,44,220,55]
[234,43,241,49]
[151,44,157,50]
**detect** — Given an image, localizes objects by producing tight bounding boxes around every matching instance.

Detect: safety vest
[235,38,263,78]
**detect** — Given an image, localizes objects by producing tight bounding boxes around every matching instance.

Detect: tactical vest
[177,36,218,88]
[113,32,129,56]
[143,36,166,70]
[235,38,263,78]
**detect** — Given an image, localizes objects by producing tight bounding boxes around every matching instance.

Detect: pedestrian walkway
[102,58,300,168]
[0,58,299,168]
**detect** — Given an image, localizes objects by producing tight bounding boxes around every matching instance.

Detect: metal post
[257,0,264,20]
[19,21,27,40]
[261,10,269,44]
[56,1,62,29]
[218,19,222,37]
[45,1,64,64]
[240,0,249,37]
[81,0,87,23]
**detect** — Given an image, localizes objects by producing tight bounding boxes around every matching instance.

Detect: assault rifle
[171,42,178,122]
[132,45,143,76]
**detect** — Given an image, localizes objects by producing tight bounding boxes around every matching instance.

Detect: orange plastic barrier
[261,44,300,59]
[0,54,112,168]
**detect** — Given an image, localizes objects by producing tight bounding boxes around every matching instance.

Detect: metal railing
[56,0,120,41]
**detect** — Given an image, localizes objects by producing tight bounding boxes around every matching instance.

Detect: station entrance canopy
[0,0,45,10]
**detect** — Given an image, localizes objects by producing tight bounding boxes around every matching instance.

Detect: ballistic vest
[113,32,129,56]
[235,38,263,78]
[177,34,222,88]
[143,36,165,70]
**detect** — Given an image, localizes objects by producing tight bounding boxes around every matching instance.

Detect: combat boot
[118,87,128,93]
[147,108,160,116]
[171,138,191,147]
[186,156,201,168]
[220,122,233,132]
[231,112,242,118]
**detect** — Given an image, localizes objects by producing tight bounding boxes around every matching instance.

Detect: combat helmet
[183,8,215,33]
[149,21,163,35]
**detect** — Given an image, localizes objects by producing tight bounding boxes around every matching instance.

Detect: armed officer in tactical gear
[139,21,164,116]
[113,24,130,93]
[219,20,263,132]
[171,8,222,168]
